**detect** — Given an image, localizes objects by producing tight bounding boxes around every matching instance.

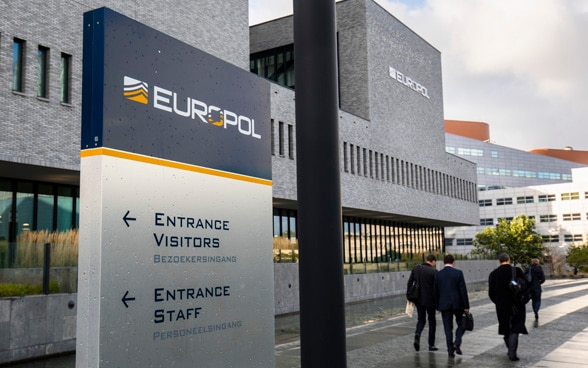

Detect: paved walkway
[7,278,588,367]
[275,278,588,367]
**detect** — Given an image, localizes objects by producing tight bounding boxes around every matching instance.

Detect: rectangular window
[562,213,581,221]
[496,197,513,206]
[538,194,556,202]
[278,121,284,156]
[564,234,584,242]
[516,196,534,204]
[542,235,559,243]
[37,45,49,98]
[60,53,71,103]
[561,192,580,200]
[540,215,557,223]
[288,124,294,159]
[479,199,492,207]
[12,38,26,92]
[456,238,473,246]
[480,218,494,226]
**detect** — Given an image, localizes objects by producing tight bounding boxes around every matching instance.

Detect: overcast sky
[249,0,588,152]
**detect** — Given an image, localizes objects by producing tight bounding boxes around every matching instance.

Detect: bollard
[43,242,51,295]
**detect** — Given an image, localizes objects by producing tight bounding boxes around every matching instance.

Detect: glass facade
[445,134,583,191]
[250,44,295,89]
[0,178,79,269]
[272,208,445,273]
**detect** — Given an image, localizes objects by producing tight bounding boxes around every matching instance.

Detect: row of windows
[448,234,585,246]
[272,208,445,264]
[271,119,295,159]
[446,147,492,157]
[479,192,588,207]
[9,36,72,103]
[475,167,572,181]
[542,234,584,243]
[480,213,588,226]
[342,142,477,202]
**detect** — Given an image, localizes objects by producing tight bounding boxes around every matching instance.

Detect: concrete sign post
[77,8,274,367]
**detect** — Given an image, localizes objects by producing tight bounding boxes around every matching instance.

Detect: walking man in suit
[407,254,439,352]
[434,254,470,358]
[489,253,528,361]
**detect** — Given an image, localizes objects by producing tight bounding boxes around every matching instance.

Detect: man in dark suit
[489,253,528,361]
[434,254,470,358]
[407,254,438,352]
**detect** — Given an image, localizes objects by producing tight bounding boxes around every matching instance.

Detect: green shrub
[0,281,60,297]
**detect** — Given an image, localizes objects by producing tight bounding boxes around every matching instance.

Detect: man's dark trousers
[415,304,436,347]
[440,309,465,354]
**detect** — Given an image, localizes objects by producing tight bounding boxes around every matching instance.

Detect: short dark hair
[443,254,454,264]
[426,254,436,262]
[498,253,510,263]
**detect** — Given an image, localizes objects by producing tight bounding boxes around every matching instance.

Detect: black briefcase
[462,312,474,331]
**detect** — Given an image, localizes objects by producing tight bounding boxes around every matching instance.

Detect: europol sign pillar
[77,8,274,367]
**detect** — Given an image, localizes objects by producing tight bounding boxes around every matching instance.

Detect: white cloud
[250,0,588,151]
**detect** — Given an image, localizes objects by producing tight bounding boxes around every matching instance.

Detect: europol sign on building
[77,8,274,367]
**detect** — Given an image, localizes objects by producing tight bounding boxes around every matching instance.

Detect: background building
[1,0,479,273]
[445,120,588,258]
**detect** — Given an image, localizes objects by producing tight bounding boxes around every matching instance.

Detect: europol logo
[123,76,148,104]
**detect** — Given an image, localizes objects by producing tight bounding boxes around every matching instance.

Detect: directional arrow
[122,291,136,308]
[123,210,137,227]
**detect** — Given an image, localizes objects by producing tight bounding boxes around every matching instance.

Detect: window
[12,38,26,92]
[542,235,559,243]
[538,172,561,180]
[480,218,494,226]
[37,45,49,98]
[288,124,294,159]
[496,197,513,206]
[491,151,499,158]
[538,194,556,202]
[498,217,513,223]
[250,44,295,89]
[456,238,473,246]
[564,234,583,242]
[539,215,557,223]
[561,192,580,201]
[562,213,581,221]
[479,199,492,207]
[446,147,455,154]
[516,196,534,204]
[60,53,72,103]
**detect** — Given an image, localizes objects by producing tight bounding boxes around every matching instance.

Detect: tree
[567,244,588,272]
[472,214,544,266]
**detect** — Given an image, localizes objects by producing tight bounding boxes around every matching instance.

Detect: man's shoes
[413,335,420,352]
[509,356,520,361]
[428,346,439,351]
[448,353,455,358]
[453,344,462,355]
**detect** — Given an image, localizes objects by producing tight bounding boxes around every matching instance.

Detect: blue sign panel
[81,7,270,180]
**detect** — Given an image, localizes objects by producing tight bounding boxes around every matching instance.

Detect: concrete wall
[273,260,496,315]
[0,294,77,364]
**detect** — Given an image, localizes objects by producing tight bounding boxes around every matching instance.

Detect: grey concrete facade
[0,0,248,183]
[253,0,479,227]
